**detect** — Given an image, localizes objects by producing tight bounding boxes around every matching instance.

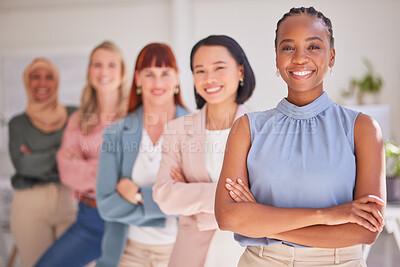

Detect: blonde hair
[79,41,128,133]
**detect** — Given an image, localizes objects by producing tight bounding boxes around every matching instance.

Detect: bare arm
[215,115,384,242]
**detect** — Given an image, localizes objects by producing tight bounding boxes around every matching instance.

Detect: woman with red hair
[95,43,188,267]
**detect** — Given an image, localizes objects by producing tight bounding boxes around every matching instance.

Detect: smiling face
[192,45,243,106]
[136,65,178,107]
[276,14,335,97]
[29,68,57,101]
[89,48,122,93]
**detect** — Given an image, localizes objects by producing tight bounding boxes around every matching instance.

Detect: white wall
[1,0,399,175]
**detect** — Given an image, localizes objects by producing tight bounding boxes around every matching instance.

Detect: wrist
[135,187,143,203]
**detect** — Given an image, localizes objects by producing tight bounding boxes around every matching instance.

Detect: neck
[206,101,238,130]
[143,101,176,127]
[286,88,324,107]
[96,90,120,124]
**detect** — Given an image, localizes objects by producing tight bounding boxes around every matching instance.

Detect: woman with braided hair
[215,7,385,266]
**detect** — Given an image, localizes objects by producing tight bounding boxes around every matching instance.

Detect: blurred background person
[8,57,78,267]
[35,40,128,267]
[96,43,188,267]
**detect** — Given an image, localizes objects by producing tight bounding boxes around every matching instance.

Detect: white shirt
[205,128,231,182]
[128,129,178,245]
[204,128,245,267]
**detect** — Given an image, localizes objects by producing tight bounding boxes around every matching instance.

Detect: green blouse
[8,106,77,189]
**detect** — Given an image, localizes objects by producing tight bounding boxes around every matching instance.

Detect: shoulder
[231,115,250,136]
[166,111,199,131]
[8,113,27,128]
[176,105,190,117]
[354,113,382,140]
[245,108,279,132]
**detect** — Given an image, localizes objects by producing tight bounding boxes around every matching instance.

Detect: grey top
[8,106,77,189]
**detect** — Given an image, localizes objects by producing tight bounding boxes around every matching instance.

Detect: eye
[194,70,204,74]
[31,74,40,80]
[282,46,294,51]
[46,74,54,80]
[92,62,101,68]
[216,66,225,71]
[162,71,170,77]
[145,73,153,77]
[109,63,117,68]
[309,45,320,50]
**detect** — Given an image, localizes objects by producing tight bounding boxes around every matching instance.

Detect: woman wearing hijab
[8,58,78,267]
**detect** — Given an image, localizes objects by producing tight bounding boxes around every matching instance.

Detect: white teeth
[100,78,111,84]
[205,86,221,93]
[37,88,49,94]
[292,71,313,76]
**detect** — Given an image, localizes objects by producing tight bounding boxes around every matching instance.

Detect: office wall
[1,0,399,174]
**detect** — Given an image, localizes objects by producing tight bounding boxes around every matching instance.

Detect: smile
[151,88,166,95]
[35,88,50,95]
[289,70,315,80]
[205,86,222,94]
[99,78,112,84]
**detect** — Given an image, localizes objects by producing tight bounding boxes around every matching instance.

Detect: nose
[204,71,217,84]
[39,77,47,86]
[100,66,109,76]
[292,49,309,65]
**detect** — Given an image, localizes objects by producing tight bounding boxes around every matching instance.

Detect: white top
[128,129,178,245]
[204,128,245,266]
[205,128,231,182]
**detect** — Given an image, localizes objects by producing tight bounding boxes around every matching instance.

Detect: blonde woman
[35,41,128,267]
[9,58,77,267]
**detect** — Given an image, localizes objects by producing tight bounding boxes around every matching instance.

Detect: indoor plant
[385,141,400,202]
[342,58,383,105]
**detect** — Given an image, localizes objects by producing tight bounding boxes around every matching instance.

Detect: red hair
[128,43,185,113]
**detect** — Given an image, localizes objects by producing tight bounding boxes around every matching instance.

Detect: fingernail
[230,191,235,195]
[226,178,232,182]
[238,179,243,184]
[226,184,231,188]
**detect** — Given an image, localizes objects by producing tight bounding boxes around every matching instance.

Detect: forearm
[217,201,324,237]
[271,223,380,248]
[14,149,57,178]
[153,180,217,216]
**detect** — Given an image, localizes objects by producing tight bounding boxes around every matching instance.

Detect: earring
[330,67,334,77]
[239,79,244,87]
[276,69,280,77]
[136,86,142,95]
[174,85,180,94]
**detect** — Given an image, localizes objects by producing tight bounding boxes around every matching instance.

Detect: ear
[329,48,336,68]
[238,64,244,80]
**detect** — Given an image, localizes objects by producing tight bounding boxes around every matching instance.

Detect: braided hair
[275,7,334,49]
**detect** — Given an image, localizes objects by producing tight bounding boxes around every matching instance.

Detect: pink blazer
[153,104,248,267]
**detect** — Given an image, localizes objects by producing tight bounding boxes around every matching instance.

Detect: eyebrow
[279,36,324,46]
[193,60,227,69]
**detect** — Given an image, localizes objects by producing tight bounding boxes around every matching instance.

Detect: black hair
[275,7,334,49]
[190,35,256,109]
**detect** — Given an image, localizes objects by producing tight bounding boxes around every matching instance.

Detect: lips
[151,88,166,96]
[289,70,315,80]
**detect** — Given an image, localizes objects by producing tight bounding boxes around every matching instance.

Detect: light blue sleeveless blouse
[234,92,360,247]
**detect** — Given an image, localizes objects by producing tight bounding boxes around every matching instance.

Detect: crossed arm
[214,114,386,248]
